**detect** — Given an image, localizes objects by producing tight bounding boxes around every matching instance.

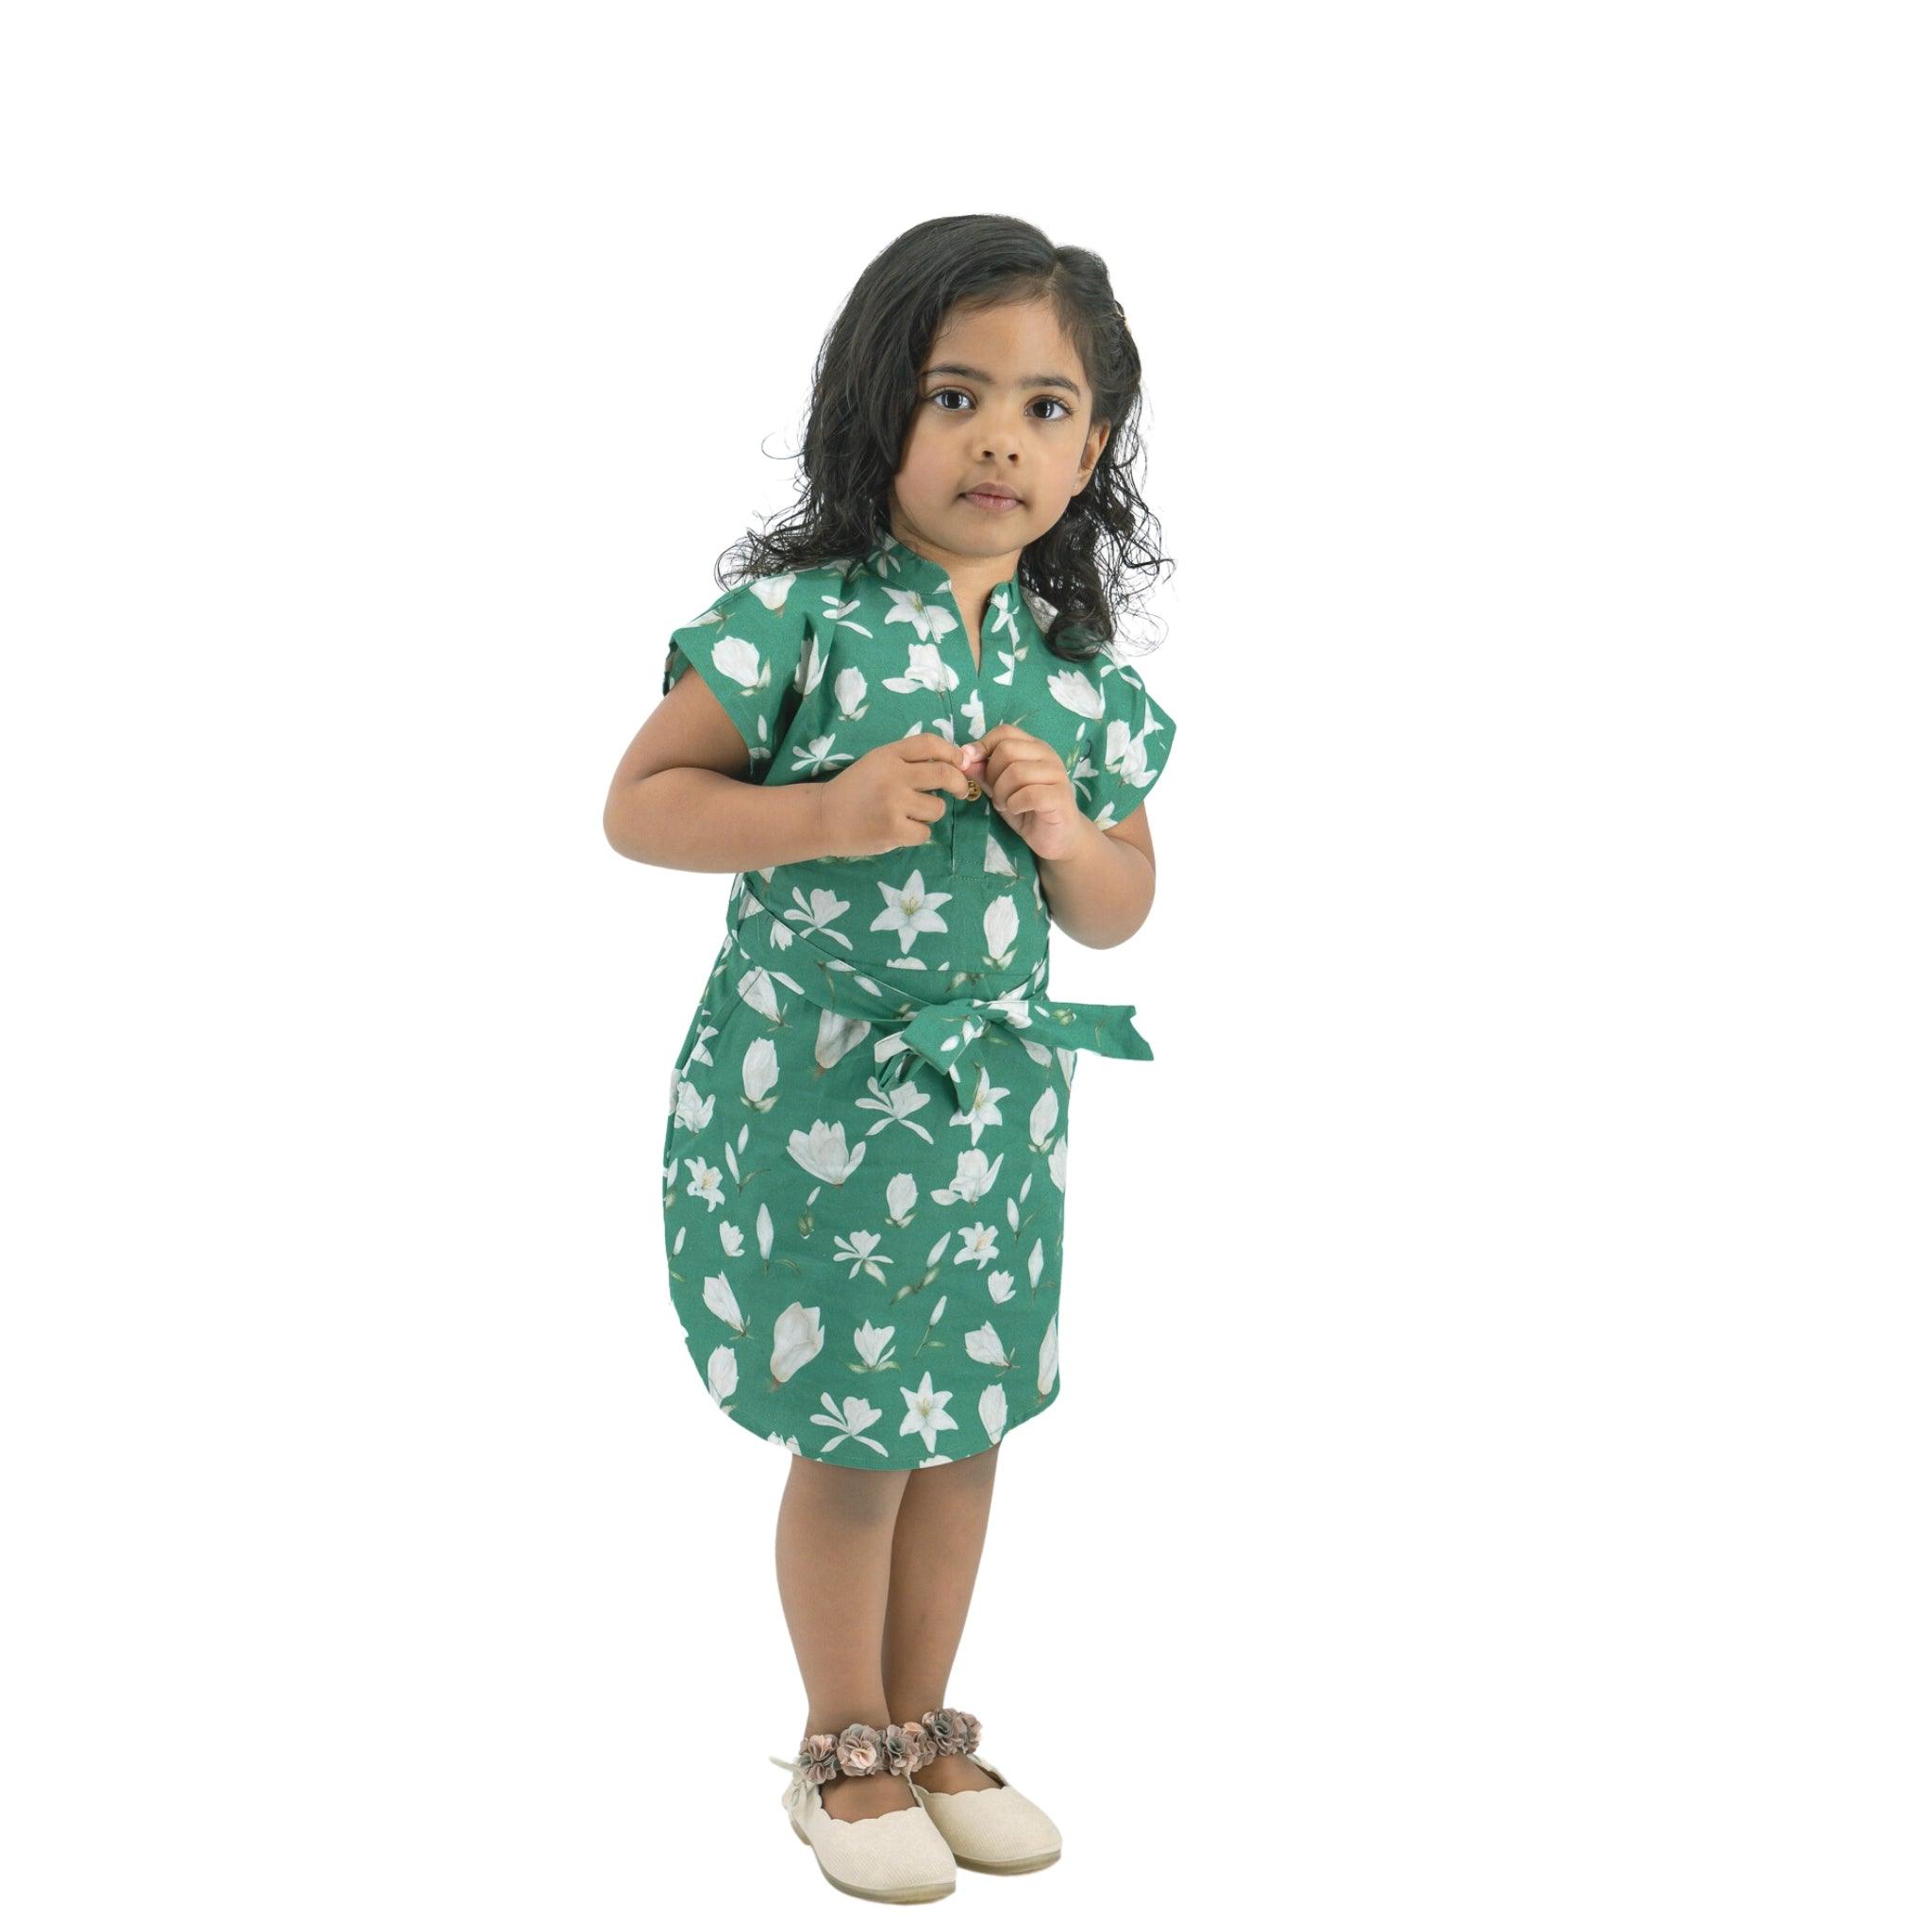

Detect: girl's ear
[1078,420,1112,487]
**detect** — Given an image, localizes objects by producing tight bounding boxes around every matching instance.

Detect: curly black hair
[713,214,1170,665]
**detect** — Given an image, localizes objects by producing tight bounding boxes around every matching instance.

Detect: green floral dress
[658,521,1176,1468]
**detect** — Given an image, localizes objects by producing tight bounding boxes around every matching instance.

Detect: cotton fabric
[658,522,1175,1466]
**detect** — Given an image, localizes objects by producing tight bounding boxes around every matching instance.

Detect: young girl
[604,215,1176,1905]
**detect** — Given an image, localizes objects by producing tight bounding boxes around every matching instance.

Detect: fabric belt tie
[724,875,1154,1108]
[891,993,1152,1105]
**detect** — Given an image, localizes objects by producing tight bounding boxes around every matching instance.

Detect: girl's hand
[818,733,977,858]
[961,724,1091,862]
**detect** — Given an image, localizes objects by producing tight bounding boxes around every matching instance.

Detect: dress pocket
[668,933,749,1085]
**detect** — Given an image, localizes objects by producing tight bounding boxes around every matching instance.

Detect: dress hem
[683,1356,1063,1471]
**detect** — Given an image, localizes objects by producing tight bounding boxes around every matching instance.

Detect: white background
[5,3,1927,1925]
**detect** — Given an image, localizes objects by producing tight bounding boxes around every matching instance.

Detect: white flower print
[882,640,958,694]
[786,1118,867,1184]
[1048,1136,1069,1191]
[1046,665,1106,719]
[673,1079,714,1135]
[885,1173,918,1224]
[988,1270,1017,1305]
[813,1008,872,1074]
[682,1155,725,1210]
[757,1201,774,1260]
[789,733,854,776]
[767,1432,803,1455]
[702,1274,747,1334]
[979,1382,1008,1443]
[950,1064,1008,1147]
[832,1228,891,1283]
[871,870,951,950]
[818,591,872,639]
[929,1147,1005,1206]
[933,1011,990,1063]
[783,886,853,948]
[986,990,1036,1030]
[719,1221,744,1257]
[812,1391,890,1456]
[1028,1088,1058,1150]
[960,688,987,741]
[741,1035,778,1109]
[1070,741,1104,809]
[854,1074,935,1142]
[771,1302,825,1384]
[739,965,784,1024]
[982,895,1019,970]
[1028,1240,1044,1291]
[964,1322,1012,1369]
[987,587,1022,650]
[684,1020,721,1068]
[880,585,959,647]
[834,665,869,716]
[898,1372,958,1454]
[983,834,1018,878]
[746,572,796,615]
[1104,715,1157,793]
[709,633,772,695]
[854,1320,897,1368]
[707,1343,739,1407]
[1037,1315,1058,1396]
[951,1223,999,1269]
[794,625,827,699]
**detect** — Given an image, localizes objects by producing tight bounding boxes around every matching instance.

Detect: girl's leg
[880,1442,1003,1795]
[775,1456,921,1822]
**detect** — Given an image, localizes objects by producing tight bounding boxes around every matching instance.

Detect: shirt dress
[657,520,1176,1468]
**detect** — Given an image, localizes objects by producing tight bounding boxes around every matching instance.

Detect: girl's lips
[962,490,1022,511]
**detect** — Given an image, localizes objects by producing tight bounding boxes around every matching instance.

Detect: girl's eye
[928,389,1073,422]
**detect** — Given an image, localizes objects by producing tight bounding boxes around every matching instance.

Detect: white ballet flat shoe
[768,1753,958,1905]
[909,1751,1063,1875]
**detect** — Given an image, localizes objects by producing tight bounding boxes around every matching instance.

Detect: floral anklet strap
[789,1706,982,1783]
[790,1718,931,1785]
[915,1706,983,1757]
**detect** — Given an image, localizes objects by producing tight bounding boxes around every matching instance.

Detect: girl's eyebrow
[923,361,1084,399]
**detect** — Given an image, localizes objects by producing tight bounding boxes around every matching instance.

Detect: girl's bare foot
[818,1770,922,1824]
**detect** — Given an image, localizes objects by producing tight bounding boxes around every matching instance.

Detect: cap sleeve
[1078,648,1176,828]
[662,574,813,778]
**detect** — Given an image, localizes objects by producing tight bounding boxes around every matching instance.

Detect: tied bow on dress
[724,877,1153,1108]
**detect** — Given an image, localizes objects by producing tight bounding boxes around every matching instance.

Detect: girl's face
[890,296,1110,567]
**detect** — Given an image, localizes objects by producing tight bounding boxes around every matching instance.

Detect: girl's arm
[605,666,977,874]
[603,666,834,873]
[1037,808,1158,950]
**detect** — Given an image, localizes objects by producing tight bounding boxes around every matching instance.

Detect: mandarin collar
[862,521,1025,612]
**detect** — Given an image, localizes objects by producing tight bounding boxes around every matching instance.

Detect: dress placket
[927,570,1007,987]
